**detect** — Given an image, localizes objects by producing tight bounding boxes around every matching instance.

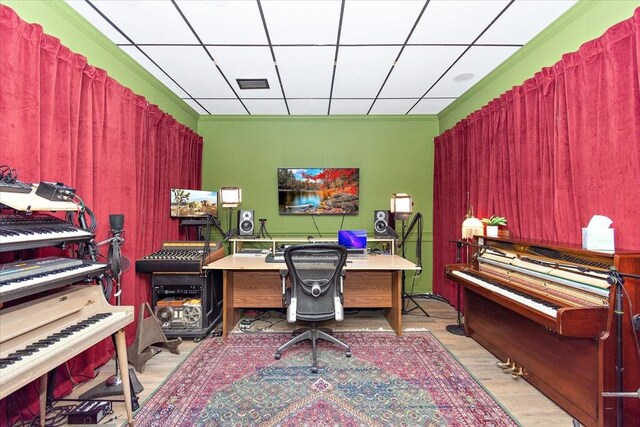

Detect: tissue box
[582,227,614,251]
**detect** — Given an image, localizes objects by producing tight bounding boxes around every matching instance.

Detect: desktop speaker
[374,210,394,237]
[237,210,255,236]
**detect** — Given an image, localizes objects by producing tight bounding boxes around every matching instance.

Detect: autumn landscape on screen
[278,168,359,215]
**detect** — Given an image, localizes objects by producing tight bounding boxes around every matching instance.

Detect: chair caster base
[311,366,318,374]
[346,351,352,357]
[274,353,281,360]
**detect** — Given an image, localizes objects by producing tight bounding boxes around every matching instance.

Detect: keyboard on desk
[264,252,360,263]
[264,253,284,263]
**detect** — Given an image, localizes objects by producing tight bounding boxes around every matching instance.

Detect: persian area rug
[134,332,518,426]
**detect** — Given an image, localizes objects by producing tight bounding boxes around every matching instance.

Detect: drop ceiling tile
[198,99,248,115]
[288,99,330,115]
[333,46,401,98]
[175,0,267,45]
[478,0,578,45]
[380,46,467,98]
[207,47,282,98]
[65,0,129,44]
[182,99,209,115]
[369,98,418,115]
[120,46,189,98]
[428,46,519,97]
[140,46,235,98]
[85,0,197,44]
[329,99,373,115]
[261,0,341,45]
[340,0,426,44]
[409,0,509,45]
[244,99,289,115]
[409,98,456,114]
[274,47,335,98]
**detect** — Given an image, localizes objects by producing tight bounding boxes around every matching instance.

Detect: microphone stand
[80,215,142,405]
[603,267,640,427]
[445,240,466,335]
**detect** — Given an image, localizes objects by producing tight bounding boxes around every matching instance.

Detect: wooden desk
[204,254,419,337]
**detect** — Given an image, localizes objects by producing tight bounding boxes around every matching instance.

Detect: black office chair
[274,244,351,373]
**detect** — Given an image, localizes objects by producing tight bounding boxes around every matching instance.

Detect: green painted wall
[199,116,439,292]
[2,0,199,130]
[439,0,640,131]
[5,0,638,296]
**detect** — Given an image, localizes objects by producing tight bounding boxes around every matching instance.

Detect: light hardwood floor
[61,298,575,426]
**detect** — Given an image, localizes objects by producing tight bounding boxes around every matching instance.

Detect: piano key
[451,270,559,318]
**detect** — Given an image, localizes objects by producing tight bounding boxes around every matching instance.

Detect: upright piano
[446,236,640,427]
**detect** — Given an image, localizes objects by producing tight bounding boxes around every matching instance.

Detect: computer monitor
[170,188,218,218]
[338,229,367,250]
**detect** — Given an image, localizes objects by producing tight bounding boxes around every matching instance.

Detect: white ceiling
[65,0,577,116]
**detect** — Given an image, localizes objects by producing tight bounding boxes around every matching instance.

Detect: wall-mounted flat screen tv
[278,168,359,215]
[170,188,218,218]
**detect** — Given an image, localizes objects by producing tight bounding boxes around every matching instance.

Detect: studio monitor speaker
[237,210,255,236]
[374,210,394,237]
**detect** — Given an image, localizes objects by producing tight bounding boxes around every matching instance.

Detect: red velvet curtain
[433,8,640,305]
[0,5,202,424]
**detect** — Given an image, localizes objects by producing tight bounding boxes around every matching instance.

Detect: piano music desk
[204,254,419,337]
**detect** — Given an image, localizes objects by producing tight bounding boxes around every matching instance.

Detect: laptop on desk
[338,229,368,259]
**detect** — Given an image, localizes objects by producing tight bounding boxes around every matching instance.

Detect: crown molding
[198,114,439,123]
[45,0,198,122]
[437,0,597,126]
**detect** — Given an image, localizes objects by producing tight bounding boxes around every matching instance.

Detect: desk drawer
[344,271,392,307]
[231,271,282,307]
[229,270,393,308]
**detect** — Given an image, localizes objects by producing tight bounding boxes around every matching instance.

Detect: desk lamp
[220,187,242,236]
[390,193,412,221]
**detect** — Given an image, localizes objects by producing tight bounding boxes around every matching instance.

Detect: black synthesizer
[135,241,223,273]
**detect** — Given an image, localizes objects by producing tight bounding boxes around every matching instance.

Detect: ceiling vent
[236,78,270,90]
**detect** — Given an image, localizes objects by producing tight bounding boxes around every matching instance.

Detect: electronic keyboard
[0,256,106,303]
[0,214,93,252]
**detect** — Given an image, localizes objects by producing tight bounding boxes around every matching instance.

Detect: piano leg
[114,329,134,426]
[39,374,47,427]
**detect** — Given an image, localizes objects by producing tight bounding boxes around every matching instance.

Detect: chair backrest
[284,244,347,321]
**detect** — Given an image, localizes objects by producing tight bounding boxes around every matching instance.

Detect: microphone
[483,245,507,256]
[109,214,125,235]
[607,267,623,286]
[467,242,507,257]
